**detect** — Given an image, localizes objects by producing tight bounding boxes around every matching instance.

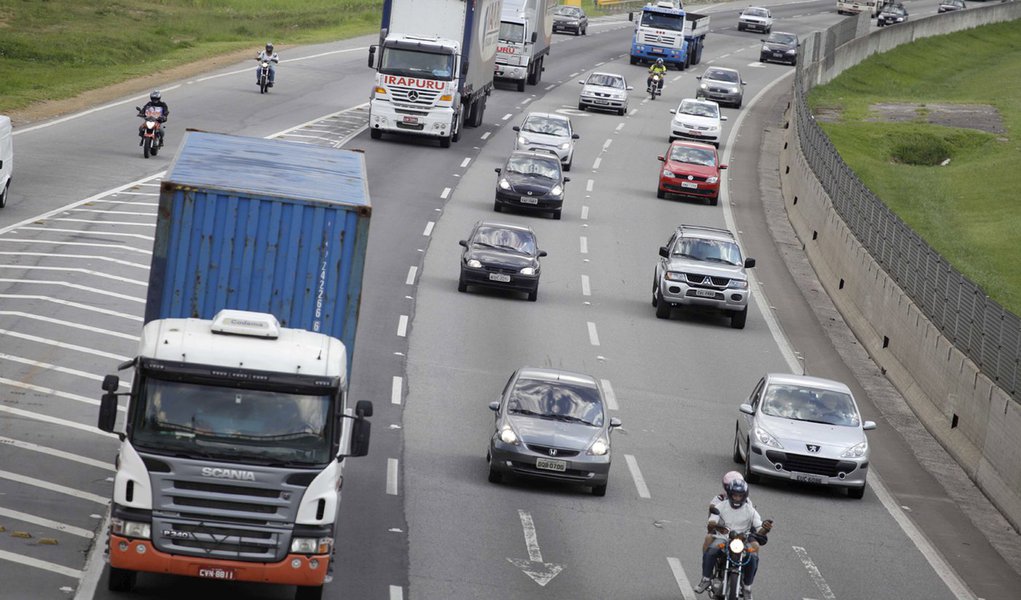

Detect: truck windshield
[640,12,684,31]
[132,378,334,466]
[500,22,525,43]
[380,47,454,80]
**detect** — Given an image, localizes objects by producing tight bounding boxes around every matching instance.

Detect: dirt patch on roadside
[868,103,1007,135]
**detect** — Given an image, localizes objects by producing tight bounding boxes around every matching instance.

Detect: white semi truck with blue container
[629,1,710,70]
[98,131,373,600]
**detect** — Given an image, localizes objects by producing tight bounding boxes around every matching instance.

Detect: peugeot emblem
[548,448,558,456]
[408,90,419,102]
[806,444,820,453]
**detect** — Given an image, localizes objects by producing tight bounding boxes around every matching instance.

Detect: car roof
[475,220,534,233]
[508,149,563,161]
[743,6,769,12]
[763,373,854,395]
[705,67,739,75]
[523,112,569,122]
[679,97,720,108]
[588,71,624,79]
[515,367,600,388]
[673,223,737,242]
[669,140,717,152]
[770,31,798,38]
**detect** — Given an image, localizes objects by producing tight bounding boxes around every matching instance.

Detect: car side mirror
[564,177,570,183]
[739,403,755,415]
[744,258,756,268]
[720,164,728,170]
[512,126,520,132]
[658,155,665,162]
[495,168,502,174]
[572,133,580,140]
[609,417,622,428]
[578,80,585,85]
[628,11,634,21]
[721,115,728,121]
[458,240,468,247]
[659,246,669,258]
[488,401,500,412]
[626,86,634,91]
[863,421,877,431]
[538,250,548,257]
[741,81,747,86]
[696,76,702,80]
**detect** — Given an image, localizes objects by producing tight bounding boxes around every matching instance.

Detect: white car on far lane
[738,6,773,33]
[669,98,727,148]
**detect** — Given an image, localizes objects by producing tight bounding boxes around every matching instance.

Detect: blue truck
[99,131,373,600]
[629,1,710,70]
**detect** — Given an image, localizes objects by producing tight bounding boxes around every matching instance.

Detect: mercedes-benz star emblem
[407,90,419,102]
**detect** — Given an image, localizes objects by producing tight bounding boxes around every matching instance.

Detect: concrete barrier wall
[779,3,1021,530]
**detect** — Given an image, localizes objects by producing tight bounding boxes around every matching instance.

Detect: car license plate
[402,116,419,124]
[535,457,567,472]
[652,48,663,54]
[681,182,698,189]
[520,197,539,204]
[773,52,784,58]
[694,289,716,298]
[594,99,608,105]
[793,472,823,484]
[198,567,236,580]
[488,273,511,283]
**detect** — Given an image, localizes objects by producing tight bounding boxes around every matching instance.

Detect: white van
[0,115,12,208]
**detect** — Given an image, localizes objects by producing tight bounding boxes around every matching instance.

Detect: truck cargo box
[146,131,371,368]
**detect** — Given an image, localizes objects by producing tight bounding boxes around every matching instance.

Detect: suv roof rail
[676,223,735,237]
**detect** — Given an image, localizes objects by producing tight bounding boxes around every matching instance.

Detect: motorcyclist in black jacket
[137,90,169,147]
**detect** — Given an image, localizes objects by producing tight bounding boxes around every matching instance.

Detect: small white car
[578,72,632,116]
[512,112,580,171]
[738,6,773,33]
[669,98,727,148]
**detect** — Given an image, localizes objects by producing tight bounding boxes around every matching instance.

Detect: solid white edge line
[623,454,651,498]
[667,557,699,600]
[397,315,408,338]
[586,321,600,346]
[391,376,403,406]
[387,458,399,495]
[600,379,618,410]
[405,266,417,285]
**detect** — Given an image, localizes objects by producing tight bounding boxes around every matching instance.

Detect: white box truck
[368,0,503,147]
[495,0,555,92]
[0,115,12,209]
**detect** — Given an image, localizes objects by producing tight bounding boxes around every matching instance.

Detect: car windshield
[678,101,719,119]
[473,226,537,254]
[744,8,768,17]
[672,237,743,265]
[587,74,625,89]
[767,33,797,45]
[669,146,716,167]
[555,6,581,16]
[760,384,861,427]
[500,21,525,43]
[507,378,604,427]
[506,156,561,179]
[706,69,739,84]
[522,115,570,136]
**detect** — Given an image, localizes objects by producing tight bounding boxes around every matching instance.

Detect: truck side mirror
[531,31,538,43]
[368,45,376,69]
[355,399,373,418]
[349,417,371,457]
[629,12,634,21]
[102,374,120,392]
[98,392,119,433]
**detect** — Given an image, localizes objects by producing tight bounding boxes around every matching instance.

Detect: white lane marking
[0,312,139,341]
[592,157,602,170]
[0,279,145,303]
[0,251,148,269]
[521,97,532,105]
[0,435,114,471]
[569,72,580,78]
[387,458,399,495]
[390,586,404,600]
[0,239,150,255]
[792,547,836,600]
[580,206,589,220]
[579,236,588,254]
[481,131,492,140]
[667,557,699,600]
[51,218,154,228]
[672,75,684,82]
[587,321,600,346]
[629,108,638,116]
[392,376,403,406]
[602,139,612,151]
[406,266,417,285]
[0,266,146,286]
[460,157,472,168]
[624,454,651,498]
[0,378,123,409]
[0,405,118,438]
[16,227,152,241]
[0,507,95,538]
[600,379,618,410]
[397,315,409,337]
[423,221,435,236]
[545,84,556,91]
[0,549,81,579]
[615,123,625,132]
[0,295,141,321]
[586,179,594,192]
[0,470,108,504]
[580,275,591,297]
[0,329,130,361]
[440,187,451,199]
[502,113,513,121]
[519,510,544,562]
[720,53,731,59]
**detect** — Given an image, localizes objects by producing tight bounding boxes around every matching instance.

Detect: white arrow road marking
[507,509,564,586]
[792,546,836,600]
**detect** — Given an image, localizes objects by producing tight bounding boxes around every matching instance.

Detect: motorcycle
[136,106,166,159]
[648,72,663,100]
[257,58,273,94]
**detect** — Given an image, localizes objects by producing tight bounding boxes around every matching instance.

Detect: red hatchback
[656,141,727,205]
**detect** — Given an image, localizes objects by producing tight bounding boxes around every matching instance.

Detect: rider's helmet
[722,471,744,493]
[266,42,274,53]
[727,479,748,509]
[150,90,161,103]
[656,58,664,66]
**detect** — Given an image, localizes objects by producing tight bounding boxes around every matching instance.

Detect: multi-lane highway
[1,2,1019,599]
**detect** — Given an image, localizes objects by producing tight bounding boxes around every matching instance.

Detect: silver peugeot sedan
[487,367,621,496]
[733,373,877,499]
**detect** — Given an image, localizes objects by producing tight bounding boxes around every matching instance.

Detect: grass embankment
[808,21,1021,315]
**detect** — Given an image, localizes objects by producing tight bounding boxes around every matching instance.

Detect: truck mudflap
[109,535,330,586]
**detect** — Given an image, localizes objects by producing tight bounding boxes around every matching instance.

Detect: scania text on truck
[495,0,554,92]
[629,0,710,71]
[98,131,374,600]
[368,0,503,147]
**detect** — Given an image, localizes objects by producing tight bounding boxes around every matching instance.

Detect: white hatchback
[513,112,580,171]
[738,6,773,33]
[669,98,727,147]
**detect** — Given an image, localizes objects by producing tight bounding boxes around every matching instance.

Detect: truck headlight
[291,537,333,554]
[374,86,387,95]
[111,518,151,540]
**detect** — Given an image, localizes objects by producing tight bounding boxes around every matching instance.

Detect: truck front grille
[390,85,440,106]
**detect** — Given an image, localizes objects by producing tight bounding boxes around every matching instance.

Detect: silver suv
[652,224,755,328]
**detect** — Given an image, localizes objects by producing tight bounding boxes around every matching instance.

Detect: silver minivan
[0,115,12,209]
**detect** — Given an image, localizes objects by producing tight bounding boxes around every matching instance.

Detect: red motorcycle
[136,106,166,159]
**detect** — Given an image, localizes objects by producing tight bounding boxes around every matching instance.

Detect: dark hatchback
[877,4,908,26]
[494,150,570,219]
[759,31,799,65]
[553,5,588,35]
[458,221,546,301]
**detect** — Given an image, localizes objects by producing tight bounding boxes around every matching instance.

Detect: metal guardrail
[791,19,1021,400]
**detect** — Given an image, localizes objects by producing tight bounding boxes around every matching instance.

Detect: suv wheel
[655,291,671,319]
[731,308,747,329]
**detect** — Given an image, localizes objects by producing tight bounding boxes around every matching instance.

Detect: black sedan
[494,150,570,219]
[877,4,908,26]
[458,221,546,301]
[553,5,588,36]
[759,31,800,66]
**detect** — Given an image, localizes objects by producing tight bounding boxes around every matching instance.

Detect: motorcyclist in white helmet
[703,471,752,551]
[255,42,279,87]
[694,479,773,600]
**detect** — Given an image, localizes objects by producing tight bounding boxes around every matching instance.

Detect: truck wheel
[629,56,638,65]
[108,567,137,592]
[295,585,324,600]
[695,40,704,64]
[440,135,451,148]
[370,128,382,140]
[451,111,463,143]
[516,78,526,92]
[472,95,487,127]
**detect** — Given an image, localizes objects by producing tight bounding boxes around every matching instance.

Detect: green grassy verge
[808,21,1021,315]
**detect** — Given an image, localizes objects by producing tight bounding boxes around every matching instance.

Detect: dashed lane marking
[387,458,399,495]
[406,266,417,285]
[600,379,618,410]
[581,275,591,296]
[587,321,600,346]
[392,376,403,406]
[624,455,651,498]
[667,557,698,600]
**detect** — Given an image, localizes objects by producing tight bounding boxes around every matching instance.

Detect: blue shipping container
[146,131,371,369]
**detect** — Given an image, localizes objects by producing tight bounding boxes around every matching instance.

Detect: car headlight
[727,279,748,290]
[549,184,563,196]
[467,259,482,268]
[664,271,685,281]
[705,176,718,184]
[662,170,675,178]
[499,178,511,190]
[730,88,740,94]
[762,45,770,53]
[842,441,868,458]
[786,49,796,54]
[568,20,578,25]
[699,83,708,90]
[520,267,535,275]
[518,136,529,145]
[588,438,609,456]
[111,518,151,540]
[499,427,519,444]
[291,537,333,554]
[753,425,783,448]
[559,142,570,150]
